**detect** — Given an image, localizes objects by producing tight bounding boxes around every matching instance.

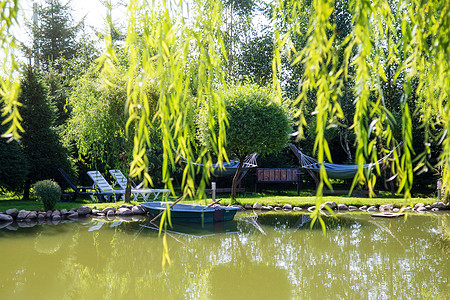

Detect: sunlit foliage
[0,0,449,203]
[97,0,229,197]
[198,84,292,200]
[0,0,21,140]
[273,0,449,201]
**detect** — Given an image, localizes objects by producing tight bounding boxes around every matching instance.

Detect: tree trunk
[125,178,131,203]
[23,180,31,200]
[231,158,244,203]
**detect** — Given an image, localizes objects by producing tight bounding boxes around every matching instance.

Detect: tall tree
[19,66,71,199]
[0,114,28,194]
[31,0,83,72]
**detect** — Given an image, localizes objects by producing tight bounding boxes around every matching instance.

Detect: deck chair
[87,171,124,202]
[58,168,96,202]
[109,169,171,201]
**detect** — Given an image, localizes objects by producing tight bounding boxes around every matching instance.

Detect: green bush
[33,180,61,211]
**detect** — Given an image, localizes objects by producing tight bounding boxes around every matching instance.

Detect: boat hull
[140,202,239,223]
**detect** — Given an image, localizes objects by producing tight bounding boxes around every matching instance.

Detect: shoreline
[0,200,448,230]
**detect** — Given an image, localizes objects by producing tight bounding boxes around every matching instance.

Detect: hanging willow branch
[0,0,21,140]
[280,0,449,201]
[96,0,228,196]
[0,0,449,202]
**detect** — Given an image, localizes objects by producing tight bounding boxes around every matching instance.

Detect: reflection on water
[0,212,448,299]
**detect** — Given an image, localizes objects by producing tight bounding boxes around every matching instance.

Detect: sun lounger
[58,168,96,201]
[87,171,124,202]
[109,169,171,201]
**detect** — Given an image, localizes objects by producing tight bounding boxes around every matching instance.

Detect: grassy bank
[0,191,439,212]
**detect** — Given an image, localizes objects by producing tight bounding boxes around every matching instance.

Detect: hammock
[179,152,258,177]
[289,144,398,180]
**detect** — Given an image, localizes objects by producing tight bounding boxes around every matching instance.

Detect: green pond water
[0,212,449,300]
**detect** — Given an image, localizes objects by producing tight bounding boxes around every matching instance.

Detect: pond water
[0,212,448,300]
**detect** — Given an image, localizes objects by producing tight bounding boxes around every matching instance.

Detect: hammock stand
[289,144,398,186]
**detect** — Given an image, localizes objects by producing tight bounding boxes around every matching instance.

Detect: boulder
[293,207,302,211]
[60,209,70,216]
[77,206,92,216]
[5,208,18,218]
[132,206,146,215]
[380,204,394,212]
[106,210,115,217]
[91,209,101,216]
[102,207,115,214]
[432,202,447,210]
[283,204,292,210]
[393,208,400,212]
[274,206,282,211]
[27,211,38,220]
[116,208,133,216]
[425,205,432,210]
[359,206,368,211]
[45,210,53,219]
[120,204,133,210]
[320,201,337,210]
[244,204,253,210]
[67,212,79,219]
[52,210,61,216]
[252,203,263,210]
[367,206,377,212]
[337,204,348,211]
[414,203,425,209]
[307,206,316,212]
[0,214,13,222]
[431,208,439,212]
[37,214,45,221]
[52,215,61,222]
[348,206,358,210]
[262,206,272,211]
[416,206,427,212]
[17,210,29,220]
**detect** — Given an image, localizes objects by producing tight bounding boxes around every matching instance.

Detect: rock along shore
[0,201,448,229]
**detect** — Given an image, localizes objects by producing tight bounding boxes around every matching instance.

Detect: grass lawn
[0,189,439,212]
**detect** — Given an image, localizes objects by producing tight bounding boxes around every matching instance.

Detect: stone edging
[239,201,449,213]
[0,202,448,227]
[0,204,146,224]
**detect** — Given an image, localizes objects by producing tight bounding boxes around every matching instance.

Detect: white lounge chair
[87,171,124,202]
[109,169,171,201]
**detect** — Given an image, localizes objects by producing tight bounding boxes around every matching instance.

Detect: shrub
[33,180,61,211]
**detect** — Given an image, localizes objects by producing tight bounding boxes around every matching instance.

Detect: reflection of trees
[0,213,449,299]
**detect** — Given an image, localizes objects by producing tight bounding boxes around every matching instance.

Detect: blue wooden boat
[139,202,240,223]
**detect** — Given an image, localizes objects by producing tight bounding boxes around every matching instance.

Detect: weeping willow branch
[0,0,21,140]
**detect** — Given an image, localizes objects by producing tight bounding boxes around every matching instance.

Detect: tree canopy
[19,66,71,199]
[29,0,83,72]
[0,0,449,202]
[198,84,292,199]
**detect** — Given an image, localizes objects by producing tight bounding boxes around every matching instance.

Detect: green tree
[64,64,163,190]
[1,0,450,205]
[19,66,71,199]
[0,116,28,194]
[30,0,83,72]
[199,84,291,200]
